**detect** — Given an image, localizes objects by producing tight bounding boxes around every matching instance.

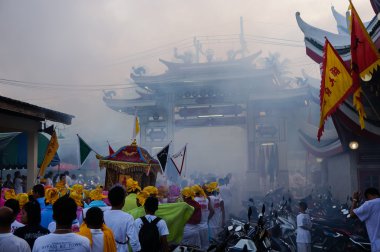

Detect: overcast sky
[0,0,376,174]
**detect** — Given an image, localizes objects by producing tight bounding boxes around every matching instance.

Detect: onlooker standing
[43,172,53,187]
[78,207,116,252]
[64,171,72,187]
[40,188,59,229]
[71,174,78,185]
[3,174,14,189]
[296,201,312,252]
[134,196,169,252]
[103,185,140,252]
[32,184,46,210]
[32,196,90,252]
[181,187,202,248]
[14,200,50,249]
[14,171,23,194]
[351,188,380,252]
[0,206,31,252]
[4,199,24,233]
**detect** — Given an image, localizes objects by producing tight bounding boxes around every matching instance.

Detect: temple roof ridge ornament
[296,12,350,48]
[157,51,262,71]
[331,6,350,35]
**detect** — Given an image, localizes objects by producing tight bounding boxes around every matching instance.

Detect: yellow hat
[126,178,141,193]
[70,184,84,195]
[191,185,207,198]
[45,188,59,205]
[181,187,195,199]
[70,191,83,207]
[55,180,66,189]
[4,189,16,200]
[142,186,158,197]
[89,188,106,201]
[205,182,219,193]
[136,190,149,206]
[16,193,29,209]
[83,189,90,199]
[58,187,68,197]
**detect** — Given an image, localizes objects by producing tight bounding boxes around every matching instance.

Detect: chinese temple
[296,1,380,200]
[103,34,315,195]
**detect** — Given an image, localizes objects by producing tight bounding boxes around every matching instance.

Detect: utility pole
[240,16,248,58]
[193,37,201,63]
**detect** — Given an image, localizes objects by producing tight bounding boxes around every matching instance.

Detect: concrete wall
[326,153,356,202]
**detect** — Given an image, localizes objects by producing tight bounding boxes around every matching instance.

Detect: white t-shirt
[32,233,90,252]
[47,219,80,233]
[0,233,31,252]
[134,214,169,237]
[11,220,25,233]
[103,209,141,252]
[208,195,223,228]
[90,229,104,252]
[45,178,53,186]
[354,198,380,251]
[14,178,23,194]
[194,197,210,225]
[296,213,312,243]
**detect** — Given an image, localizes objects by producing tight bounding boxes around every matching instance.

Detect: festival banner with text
[318,39,354,141]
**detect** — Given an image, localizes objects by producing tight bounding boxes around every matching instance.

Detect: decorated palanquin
[97,141,161,190]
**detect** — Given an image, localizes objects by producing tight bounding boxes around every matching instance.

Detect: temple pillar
[277,142,289,188]
[27,131,38,191]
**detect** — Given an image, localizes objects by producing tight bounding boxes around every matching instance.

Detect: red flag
[108,142,115,156]
[349,1,380,128]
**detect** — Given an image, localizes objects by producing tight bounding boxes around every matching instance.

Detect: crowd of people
[0,175,226,252]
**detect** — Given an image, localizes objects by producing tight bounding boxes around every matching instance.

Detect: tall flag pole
[318,38,354,141]
[349,1,380,129]
[38,130,59,178]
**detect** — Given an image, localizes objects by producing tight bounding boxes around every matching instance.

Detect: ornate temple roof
[297,3,380,152]
[130,53,272,90]
[296,9,378,64]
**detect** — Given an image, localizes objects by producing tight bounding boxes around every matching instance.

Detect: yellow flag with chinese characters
[39,131,59,177]
[318,38,354,141]
[135,115,140,136]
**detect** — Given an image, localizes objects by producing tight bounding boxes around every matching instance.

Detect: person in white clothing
[134,196,169,252]
[180,187,202,248]
[14,171,23,194]
[103,185,141,252]
[205,182,225,240]
[33,196,90,252]
[0,206,31,252]
[351,188,380,252]
[296,201,312,252]
[193,184,213,250]
[4,199,25,233]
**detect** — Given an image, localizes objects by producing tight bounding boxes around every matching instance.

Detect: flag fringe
[353,88,367,129]
[359,59,380,80]
[318,39,355,141]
